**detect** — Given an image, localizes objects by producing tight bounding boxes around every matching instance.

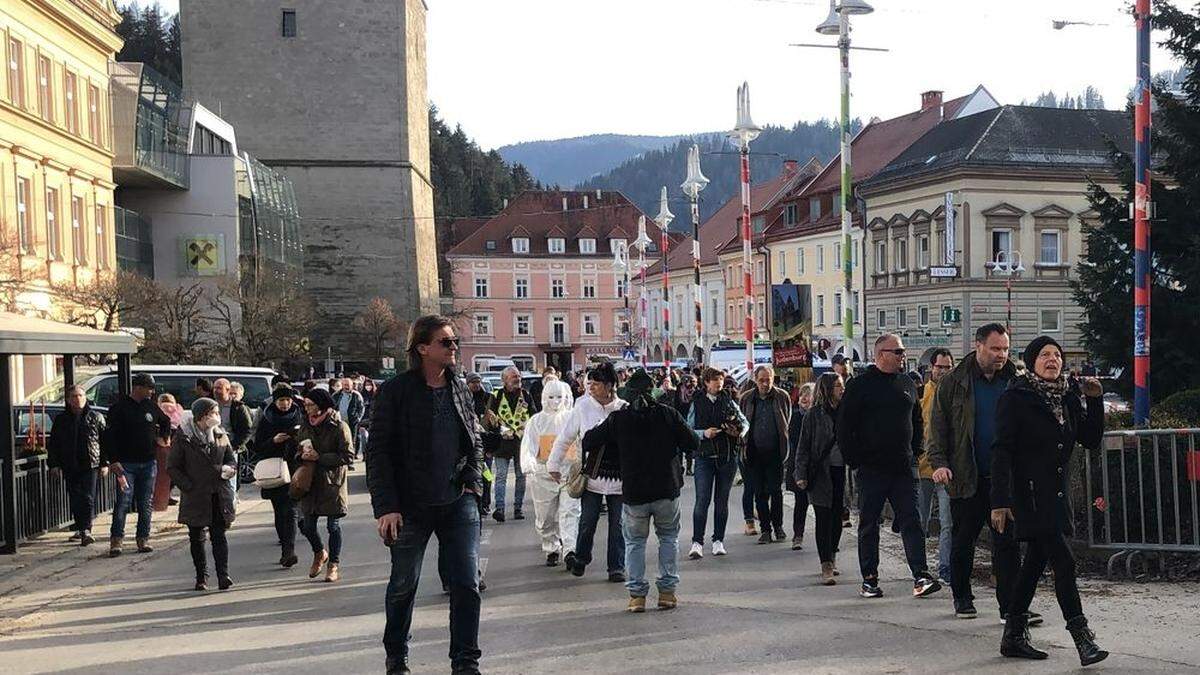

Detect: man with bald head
[213,377,253,484]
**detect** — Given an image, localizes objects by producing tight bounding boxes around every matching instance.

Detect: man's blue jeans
[918,477,953,582]
[692,455,737,544]
[856,466,930,581]
[383,493,481,671]
[492,455,525,516]
[111,460,156,540]
[623,498,681,597]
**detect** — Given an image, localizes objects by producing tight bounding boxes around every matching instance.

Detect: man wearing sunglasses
[367,315,484,675]
[838,333,941,601]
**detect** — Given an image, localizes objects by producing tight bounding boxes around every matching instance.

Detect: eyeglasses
[880,348,906,356]
[436,337,461,349]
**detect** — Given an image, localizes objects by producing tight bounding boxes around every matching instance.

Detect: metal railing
[12,454,120,543]
[1082,429,1200,577]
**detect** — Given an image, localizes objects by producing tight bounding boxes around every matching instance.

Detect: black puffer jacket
[794,404,839,508]
[252,401,303,499]
[47,406,106,473]
[583,401,698,505]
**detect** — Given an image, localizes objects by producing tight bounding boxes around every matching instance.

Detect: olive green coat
[297,411,355,517]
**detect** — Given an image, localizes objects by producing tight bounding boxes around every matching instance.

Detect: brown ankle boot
[820,561,837,585]
[108,536,123,558]
[324,562,340,583]
[309,549,328,578]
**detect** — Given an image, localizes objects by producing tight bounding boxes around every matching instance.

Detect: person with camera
[47,385,106,546]
[253,383,305,568]
[686,368,748,560]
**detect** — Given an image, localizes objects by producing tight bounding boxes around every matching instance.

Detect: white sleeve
[519,414,543,474]
[547,408,580,474]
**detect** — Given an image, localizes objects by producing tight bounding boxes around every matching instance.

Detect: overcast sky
[148,0,1180,150]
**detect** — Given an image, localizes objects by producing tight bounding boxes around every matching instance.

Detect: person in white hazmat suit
[519,379,581,567]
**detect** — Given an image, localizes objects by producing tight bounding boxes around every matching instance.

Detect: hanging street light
[728,81,761,373]
[655,186,675,369]
[634,214,653,368]
[681,143,710,365]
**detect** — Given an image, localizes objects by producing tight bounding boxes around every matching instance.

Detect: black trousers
[268,491,296,554]
[789,486,809,540]
[64,468,98,533]
[813,466,846,563]
[750,458,784,532]
[949,475,1020,609]
[188,494,229,579]
[1006,532,1083,621]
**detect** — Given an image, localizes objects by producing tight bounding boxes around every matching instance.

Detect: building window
[87,84,100,144]
[551,278,565,298]
[71,196,85,265]
[45,187,60,260]
[610,238,627,254]
[853,244,859,268]
[877,309,886,330]
[898,307,908,328]
[583,278,596,298]
[834,243,842,271]
[7,38,24,109]
[515,314,531,337]
[991,229,1013,261]
[918,305,929,328]
[917,234,930,269]
[37,55,52,122]
[512,237,529,254]
[852,291,860,324]
[809,197,821,222]
[548,237,565,254]
[474,314,492,337]
[551,315,567,343]
[778,251,787,277]
[16,177,32,253]
[95,205,108,269]
[1039,230,1061,264]
[512,355,535,371]
[582,313,598,336]
[875,240,886,273]
[711,297,719,325]
[1040,309,1062,332]
[579,238,596,254]
[798,247,805,274]
[752,215,766,234]
[816,294,825,325]
[485,240,497,251]
[816,244,824,273]
[834,292,843,325]
[895,238,909,271]
[754,260,765,284]
[786,203,799,225]
[514,277,528,299]
[282,9,298,37]
[474,276,488,298]
[63,71,78,135]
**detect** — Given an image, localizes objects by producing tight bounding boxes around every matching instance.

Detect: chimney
[562,196,568,211]
[783,159,799,177]
[583,194,589,209]
[921,90,944,117]
[502,198,508,209]
[595,188,602,201]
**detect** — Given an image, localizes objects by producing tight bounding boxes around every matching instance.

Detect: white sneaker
[712,540,727,556]
[688,542,704,560]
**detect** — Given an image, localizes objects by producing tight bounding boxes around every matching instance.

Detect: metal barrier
[1082,428,1200,578]
[12,454,120,543]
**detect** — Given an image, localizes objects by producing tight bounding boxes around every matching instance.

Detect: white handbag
[253,457,291,489]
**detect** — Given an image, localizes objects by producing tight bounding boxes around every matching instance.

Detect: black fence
[11,454,120,544]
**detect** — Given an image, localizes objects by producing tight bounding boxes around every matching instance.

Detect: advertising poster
[770,283,812,368]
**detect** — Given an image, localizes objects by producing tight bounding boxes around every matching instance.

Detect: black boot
[194,573,208,591]
[1000,613,1048,660]
[1066,616,1109,666]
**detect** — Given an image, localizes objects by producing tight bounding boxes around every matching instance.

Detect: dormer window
[609,238,627,254]
[512,237,530,254]
[485,240,497,251]
[548,237,565,254]
[809,197,821,222]
[579,238,596,254]
[786,204,799,226]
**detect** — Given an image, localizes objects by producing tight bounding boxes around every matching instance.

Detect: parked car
[26,365,279,413]
[12,404,107,457]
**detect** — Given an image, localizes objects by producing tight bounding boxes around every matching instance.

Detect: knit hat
[626,368,654,395]
[466,372,482,383]
[272,383,298,401]
[1022,335,1063,373]
[191,397,219,419]
[304,387,336,412]
[590,362,618,385]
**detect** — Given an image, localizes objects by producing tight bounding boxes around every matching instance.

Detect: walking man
[583,369,698,612]
[333,376,365,458]
[367,315,484,675]
[47,385,106,546]
[740,365,792,544]
[102,373,172,556]
[917,348,955,585]
[212,378,253,483]
[838,333,942,599]
[686,368,748,559]
[927,323,1025,621]
[486,366,533,522]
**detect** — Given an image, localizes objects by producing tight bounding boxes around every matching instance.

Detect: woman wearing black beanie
[990,335,1107,666]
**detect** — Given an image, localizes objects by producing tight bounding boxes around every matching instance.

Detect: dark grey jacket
[794,405,839,508]
[47,406,106,473]
[168,427,237,528]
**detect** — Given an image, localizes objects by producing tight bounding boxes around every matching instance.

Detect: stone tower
[181,0,439,359]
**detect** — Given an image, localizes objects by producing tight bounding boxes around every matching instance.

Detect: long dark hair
[814,372,842,413]
[405,314,454,371]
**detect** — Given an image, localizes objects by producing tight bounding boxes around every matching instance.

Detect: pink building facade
[447,190,663,374]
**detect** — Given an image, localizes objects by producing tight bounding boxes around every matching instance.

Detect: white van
[27,365,279,412]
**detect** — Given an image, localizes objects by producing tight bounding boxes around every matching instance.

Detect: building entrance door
[545,351,573,374]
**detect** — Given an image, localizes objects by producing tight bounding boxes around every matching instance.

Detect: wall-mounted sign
[929,266,958,278]
[180,234,225,277]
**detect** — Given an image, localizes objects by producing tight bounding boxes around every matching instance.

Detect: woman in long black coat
[991,335,1106,666]
[253,384,305,568]
[795,373,845,585]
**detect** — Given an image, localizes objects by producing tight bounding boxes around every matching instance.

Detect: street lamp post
[816,0,874,373]
[728,82,761,373]
[613,242,632,356]
[681,143,710,366]
[656,186,675,369]
[990,250,1025,335]
[634,215,653,368]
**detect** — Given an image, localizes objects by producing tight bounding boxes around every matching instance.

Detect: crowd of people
[43,314,1111,674]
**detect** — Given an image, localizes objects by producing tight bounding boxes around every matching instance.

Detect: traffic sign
[622,347,636,361]
[941,306,961,325]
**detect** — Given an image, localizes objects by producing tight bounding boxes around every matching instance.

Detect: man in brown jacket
[740,365,792,544]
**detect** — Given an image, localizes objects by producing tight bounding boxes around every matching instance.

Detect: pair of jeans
[813,466,846,563]
[692,454,738,544]
[739,457,756,522]
[300,514,343,563]
[111,460,157,539]
[917,478,953,581]
[576,491,624,573]
[1006,532,1083,621]
[64,469,98,533]
[856,466,930,581]
[268,492,297,554]
[623,498,681,597]
[949,475,1020,608]
[188,494,229,579]
[385,493,481,670]
[492,455,525,515]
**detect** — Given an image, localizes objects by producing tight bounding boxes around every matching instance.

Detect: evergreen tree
[115,2,182,85]
[1071,1,1200,403]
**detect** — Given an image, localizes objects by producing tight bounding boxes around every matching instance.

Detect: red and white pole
[729,82,761,374]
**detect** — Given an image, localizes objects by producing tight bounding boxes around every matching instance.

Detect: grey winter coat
[794,405,839,509]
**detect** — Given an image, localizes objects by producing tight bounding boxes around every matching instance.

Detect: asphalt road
[0,465,1196,674]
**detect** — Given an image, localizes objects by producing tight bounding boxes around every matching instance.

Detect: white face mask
[544,393,565,413]
[196,413,220,431]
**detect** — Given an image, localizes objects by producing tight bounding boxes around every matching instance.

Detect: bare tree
[52,269,158,332]
[0,225,45,312]
[208,274,315,366]
[353,296,404,365]
[143,282,212,364]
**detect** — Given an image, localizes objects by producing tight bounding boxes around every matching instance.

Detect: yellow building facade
[1,0,122,396]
